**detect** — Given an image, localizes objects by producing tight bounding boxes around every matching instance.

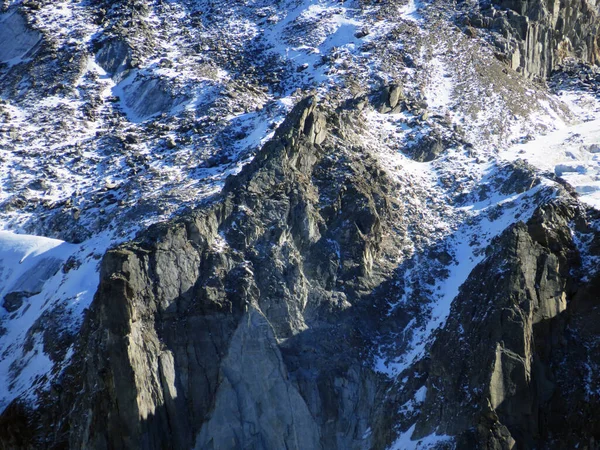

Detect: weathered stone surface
[19,97,593,449]
[0,97,396,449]
[372,84,405,114]
[95,38,132,81]
[464,0,600,79]
[412,198,600,449]
[0,11,41,63]
[193,309,321,450]
[2,292,24,312]
[405,133,447,162]
[117,75,188,121]
[2,257,62,312]
[1,0,600,439]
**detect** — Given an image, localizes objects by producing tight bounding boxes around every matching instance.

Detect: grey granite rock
[1,97,395,450]
[466,0,600,79]
[413,198,600,448]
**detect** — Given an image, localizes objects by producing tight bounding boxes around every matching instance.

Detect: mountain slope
[1,0,600,449]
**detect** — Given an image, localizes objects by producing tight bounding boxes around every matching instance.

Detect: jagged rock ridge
[3,95,600,449]
[0,98,398,449]
[415,200,600,448]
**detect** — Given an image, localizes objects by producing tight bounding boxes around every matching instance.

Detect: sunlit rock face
[462,0,600,79]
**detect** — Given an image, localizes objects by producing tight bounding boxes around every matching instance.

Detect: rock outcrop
[0,98,400,449]
[1,89,599,449]
[463,0,600,79]
[412,198,600,448]
[0,11,41,64]
[2,0,600,447]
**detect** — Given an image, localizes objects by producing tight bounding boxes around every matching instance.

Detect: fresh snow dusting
[1,0,600,440]
[367,68,600,443]
[0,10,41,65]
[400,0,423,22]
[391,424,453,450]
[365,19,600,385]
[0,228,127,410]
[0,0,395,413]
[260,0,370,94]
[0,232,73,409]
[375,179,552,377]
[424,55,453,111]
[398,385,428,414]
[501,93,600,209]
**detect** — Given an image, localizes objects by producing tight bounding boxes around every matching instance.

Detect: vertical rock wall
[465,0,600,79]
[413,200,600,448]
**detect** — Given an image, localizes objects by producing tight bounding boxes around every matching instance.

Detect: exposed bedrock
[0,11,41,64]
[0,96,599,450]
[2,97,399,449]
[464,0,600,79]
[414,199,600,449]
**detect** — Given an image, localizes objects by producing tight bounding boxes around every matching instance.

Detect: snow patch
[400,0,422,22]
[425,56,453,111]
[0,10,41,64]
[0,232,76,410]
[501,113,600,209]
[391,424,453,450]
[113,72,189,123]
[375,174,551,377]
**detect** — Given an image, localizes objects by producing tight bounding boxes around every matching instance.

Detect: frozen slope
[0,232,75,410]
[501,91,600,209]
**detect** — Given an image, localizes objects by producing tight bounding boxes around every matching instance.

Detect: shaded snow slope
[0,11,41,64]
[0,229,120,410]
[0,232,72,409]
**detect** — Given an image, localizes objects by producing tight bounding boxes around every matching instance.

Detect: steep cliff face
[1,96,596,450]
[411,199,600,448]
[463,0,600,79]
[25,98,398,450]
